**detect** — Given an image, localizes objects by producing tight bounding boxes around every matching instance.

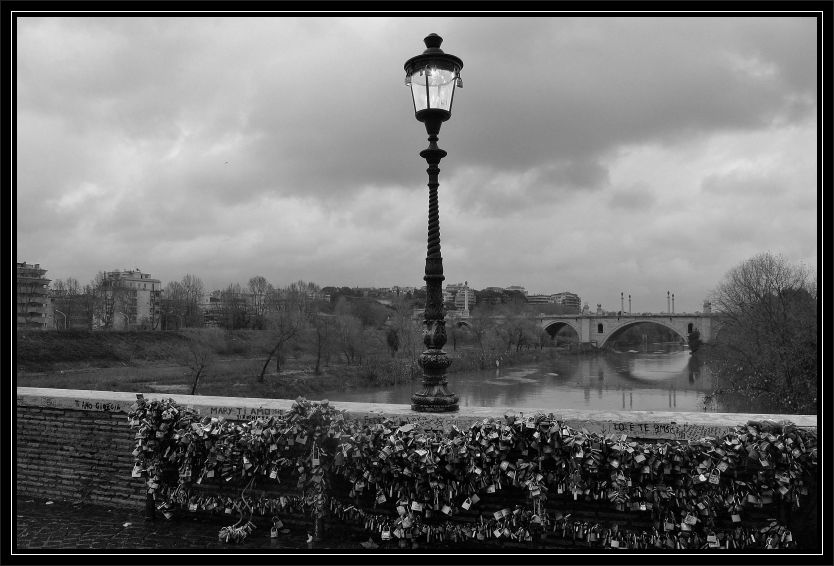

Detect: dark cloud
[438,17,816,172]
[448,158,609,218]
[18,17,816,204]
[15,15,817,313]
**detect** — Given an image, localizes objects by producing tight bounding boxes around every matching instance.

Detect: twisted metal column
[411,131,458,412]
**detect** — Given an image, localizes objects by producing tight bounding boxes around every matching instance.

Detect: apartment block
[101,269,162,329]
[16,262,53,329]
[443,282,475,311]
[551,291,582,311]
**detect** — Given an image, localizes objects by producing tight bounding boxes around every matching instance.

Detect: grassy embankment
[16,330,351,399]
[16,329,560,400]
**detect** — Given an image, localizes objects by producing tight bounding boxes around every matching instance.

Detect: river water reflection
[323,345,722,413]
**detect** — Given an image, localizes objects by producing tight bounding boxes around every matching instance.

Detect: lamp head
[404,34,464,128]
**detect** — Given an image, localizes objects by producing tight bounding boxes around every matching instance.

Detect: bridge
[448,311,714,347]
[535,312,712,347]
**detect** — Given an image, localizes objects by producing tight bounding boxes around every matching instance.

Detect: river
[322,344,733,413]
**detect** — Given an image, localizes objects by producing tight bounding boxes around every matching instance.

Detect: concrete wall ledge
[17,387,817,441]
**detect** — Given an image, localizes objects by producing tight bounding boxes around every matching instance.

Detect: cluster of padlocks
[129,395,816,549]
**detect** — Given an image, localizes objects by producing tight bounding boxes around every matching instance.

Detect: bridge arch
[543,320,581,341]
[598,319,688,348]
[534,313,711,345]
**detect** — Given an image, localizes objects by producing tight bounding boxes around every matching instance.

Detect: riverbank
[15,330,565,400]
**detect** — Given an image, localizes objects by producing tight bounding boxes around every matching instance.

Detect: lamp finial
[424,33,443,50]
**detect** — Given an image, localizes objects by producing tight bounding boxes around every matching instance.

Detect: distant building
[201,295,223,328]
[444,283,463,305]
[454,282,475,312]
[391,285,416,296]
[16,262,53,329]
[198,289,251,329]
[505,285,527,296]
[444,282,475,311]
[306,290,330,302]
[551,291,581,311]
[526,294,552,305]
[100,268,161,329]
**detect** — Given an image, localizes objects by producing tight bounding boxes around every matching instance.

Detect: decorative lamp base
[411,391,459,413]
[411,348,458,412]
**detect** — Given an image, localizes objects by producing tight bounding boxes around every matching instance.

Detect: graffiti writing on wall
[73,399,123,412]
[596,420,729,440]
[206,406,286,419]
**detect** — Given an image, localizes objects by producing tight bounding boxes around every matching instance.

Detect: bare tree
[248,276,270,320]
[89,271,128,329]
[707,252,817,413]
[283,280,316,316]
[308,312,335,375]
[264,284,283,313]
[161,281,187,330]
[78,284,98,330]
[387,296,422,362]
[50,277,83,330]
[534,325,552,350]
[178,329,221,395]
[258,309,302,382]
[504,314,540,352]
[332,298,366,364]
[161,275,206,329]
[467,308,498,362]
[180,274,205,327]
[219,283,249,330]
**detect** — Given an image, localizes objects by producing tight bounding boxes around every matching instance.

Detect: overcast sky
[15,15,818,313]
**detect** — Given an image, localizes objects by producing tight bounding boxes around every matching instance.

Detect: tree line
[48,272,579,334]
[49,273,157,331]
[48,271,581,395]
[704,252,817,415]
[47,254,817,415]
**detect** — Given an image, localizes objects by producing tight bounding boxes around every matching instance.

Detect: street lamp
[404,33,463,413]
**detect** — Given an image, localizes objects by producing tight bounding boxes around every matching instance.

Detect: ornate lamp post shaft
[411,130,458,412]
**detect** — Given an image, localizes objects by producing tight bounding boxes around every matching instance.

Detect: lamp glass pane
[409,66,457,112]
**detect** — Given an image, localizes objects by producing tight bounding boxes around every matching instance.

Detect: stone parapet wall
[16,387,819,550]
[16,387,817,440]
[16,402,147,508]
[16,387,816,508]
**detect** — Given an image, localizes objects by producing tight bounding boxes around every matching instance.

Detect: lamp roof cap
[405,32,463,73]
